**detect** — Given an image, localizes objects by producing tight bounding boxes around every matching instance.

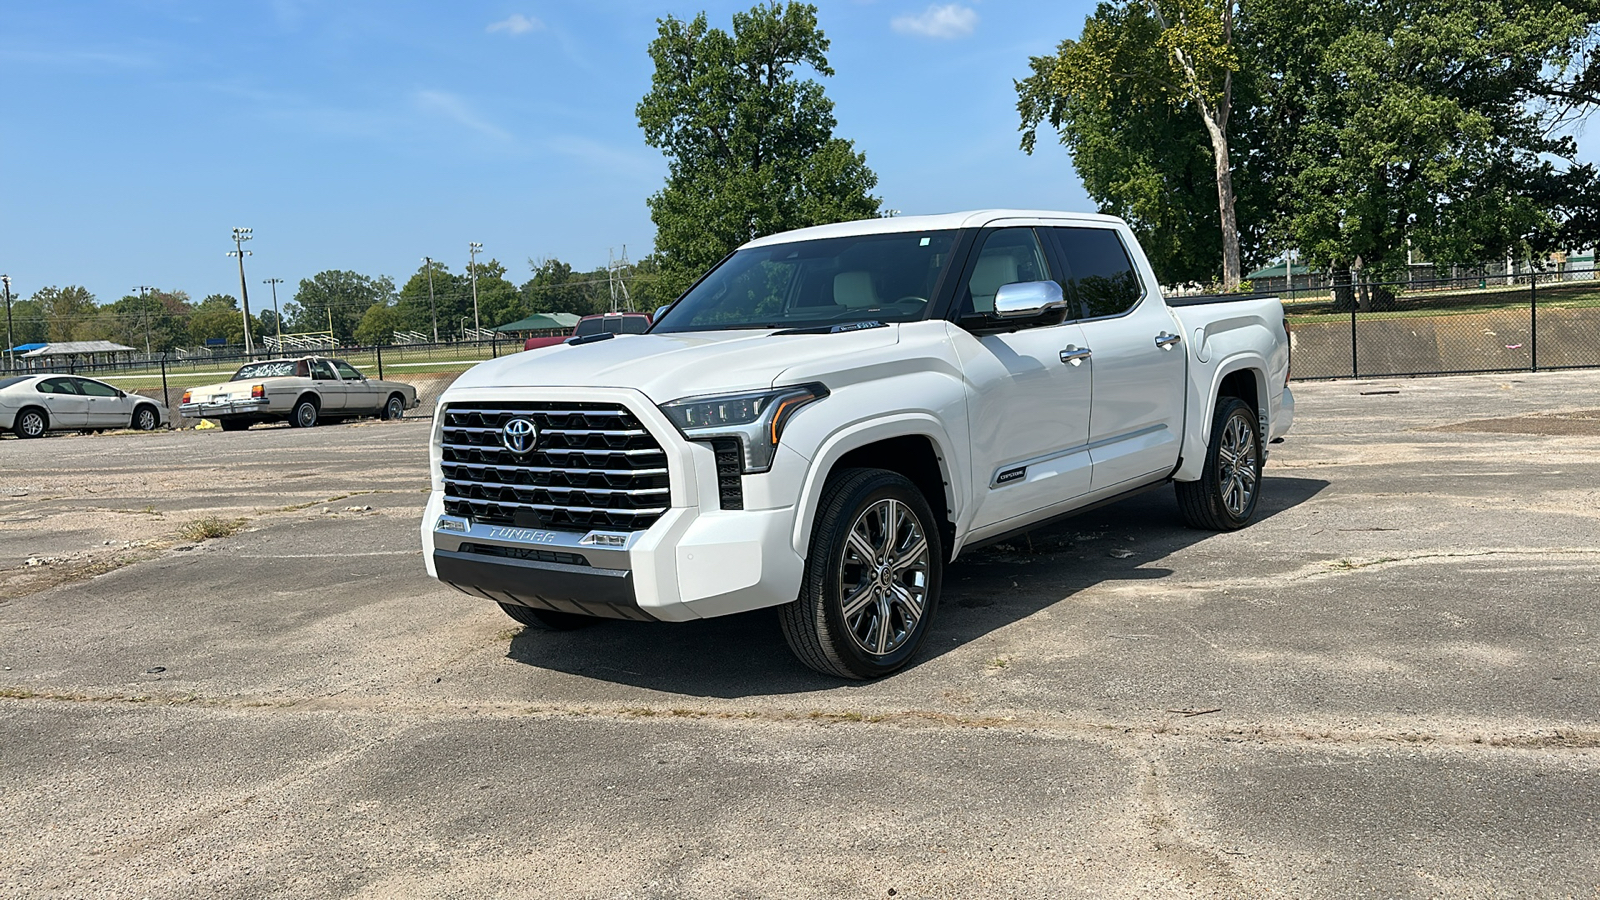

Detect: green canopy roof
[1245,260,1314,280]
[494,312,581,332]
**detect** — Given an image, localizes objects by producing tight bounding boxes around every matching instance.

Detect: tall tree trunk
[1148,1,1243,291]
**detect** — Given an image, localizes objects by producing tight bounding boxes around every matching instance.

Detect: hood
[447,327,902,402]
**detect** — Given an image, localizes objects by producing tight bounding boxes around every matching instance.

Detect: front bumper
[421,386,807,623]
[181,398,272,418]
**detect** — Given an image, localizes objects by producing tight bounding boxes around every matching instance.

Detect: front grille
[457,543,590,567]
[440,401,671,531]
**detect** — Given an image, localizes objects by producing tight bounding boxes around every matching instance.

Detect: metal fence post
[160,355,171,428]
[1530,274,1538,373]
[376,343,385,381]
[1350,303,1359,378]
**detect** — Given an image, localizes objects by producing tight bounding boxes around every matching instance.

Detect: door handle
[1059,346,1092,366]
[1155,332,1182,350]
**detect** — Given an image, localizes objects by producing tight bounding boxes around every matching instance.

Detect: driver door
[948,227,1094,536]
[332,360,379,412]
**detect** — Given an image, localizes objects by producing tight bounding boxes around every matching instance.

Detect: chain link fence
[1281,267,1599,379]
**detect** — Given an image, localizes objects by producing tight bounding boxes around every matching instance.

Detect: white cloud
[891,4,978,39]
[487,14,544,36]
[414,90,511,141]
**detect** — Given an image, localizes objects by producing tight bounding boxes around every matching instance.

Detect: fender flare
[789,413,963,558]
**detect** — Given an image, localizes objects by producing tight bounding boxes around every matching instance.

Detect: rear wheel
[15,408,47,438]
[779,468,943,679]
[1176,396,1262,530]
[290,398,318,428]
[383,394,405,421]
[132,405,159,431]
[497,602,593,631]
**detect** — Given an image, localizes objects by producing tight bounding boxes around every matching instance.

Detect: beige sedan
[180,356,419,430]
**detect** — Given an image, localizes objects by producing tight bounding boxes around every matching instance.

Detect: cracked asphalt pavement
[2,371,1598,898]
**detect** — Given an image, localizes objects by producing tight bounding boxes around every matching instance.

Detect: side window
[333,361,363,380]
[38,378,79,395]
[313,360,338,380]
[295,360,311,378]
[957,228,1053,319]
[1048,227,1143,319]
[76,379,119,397]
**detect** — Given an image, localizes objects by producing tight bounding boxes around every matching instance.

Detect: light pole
[468,241,482,334]
[2,275,12,373]
[134,285,155,356]
[459,316,469,342]
[263,278,284,347]
[228,227,255,354]
[423,256,438,343]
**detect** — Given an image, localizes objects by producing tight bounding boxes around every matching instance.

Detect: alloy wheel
[836,498,930,657]
[1216,413,1259,518]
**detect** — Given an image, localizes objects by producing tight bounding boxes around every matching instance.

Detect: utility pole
[134,285,155,356]
[423,256,438,342]
[263,278,285,348]
[468,241,483,335]
[2,275,12,373]
[608,246,632,312]
[228,227,255,354]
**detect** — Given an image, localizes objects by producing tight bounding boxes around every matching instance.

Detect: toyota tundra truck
[423,210,1293,678]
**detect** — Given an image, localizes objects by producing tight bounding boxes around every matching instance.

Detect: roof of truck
[741,209,1127,249]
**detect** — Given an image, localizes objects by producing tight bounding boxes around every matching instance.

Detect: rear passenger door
[35,377,89,427]
[1047,227,1186,492]
[309,359,347,411]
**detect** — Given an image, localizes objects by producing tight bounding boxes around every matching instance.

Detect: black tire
[779,468,943,679]
[290,397,318,428]
[497,602,594,631]
[382,394,405,421]
[15,408,47,438]
[1176,396,1263,531]
[132,405,159,431]
[220,419,251,432]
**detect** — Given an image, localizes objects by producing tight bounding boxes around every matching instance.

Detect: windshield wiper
[771,321,888,336]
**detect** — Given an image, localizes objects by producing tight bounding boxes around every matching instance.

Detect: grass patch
[177,516,248,542]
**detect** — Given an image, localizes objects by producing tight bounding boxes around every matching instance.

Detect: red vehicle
[523,312,653,351]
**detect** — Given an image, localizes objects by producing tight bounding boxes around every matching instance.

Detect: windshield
[652,230,959,333]
[231,361,299,380]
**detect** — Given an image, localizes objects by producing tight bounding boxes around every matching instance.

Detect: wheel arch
[790,416,961,562]
[1175,353,1268,482]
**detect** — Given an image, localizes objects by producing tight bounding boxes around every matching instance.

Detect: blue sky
[0,1,1102,310]
[1,1,1594,311]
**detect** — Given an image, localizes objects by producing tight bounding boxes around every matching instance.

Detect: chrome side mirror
[993,280,1067,319]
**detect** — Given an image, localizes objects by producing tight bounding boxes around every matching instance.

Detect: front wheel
[382,394,405,421]
[1176,396,1263,530]
[132,406,159,431]
[779,468,943,679]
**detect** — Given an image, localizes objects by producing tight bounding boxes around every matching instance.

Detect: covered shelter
[17,340,138,372]
[493,312,580,339]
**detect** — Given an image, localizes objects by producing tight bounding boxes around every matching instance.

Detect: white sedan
[0,373,168,438]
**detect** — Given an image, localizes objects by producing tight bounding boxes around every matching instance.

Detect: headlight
[659,383,828,473]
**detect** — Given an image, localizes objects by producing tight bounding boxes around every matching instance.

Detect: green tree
[637,2,881,298]
[94,289,192,353]
[31,285,99,342]
[284,271,397,342]
[520,258,610,317]
[396,259,461,340]
[468,258,521,328]
[189,294,246,347]
[1021,1,1249,288]
[7,298,48,346]
[354,303,400,345]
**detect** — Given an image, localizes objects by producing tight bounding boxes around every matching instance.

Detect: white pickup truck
[423,210,1292,678]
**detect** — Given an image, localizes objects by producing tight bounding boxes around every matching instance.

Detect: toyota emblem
[500,417,538,455]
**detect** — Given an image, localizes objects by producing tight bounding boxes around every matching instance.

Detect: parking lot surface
[2,372,1598,898]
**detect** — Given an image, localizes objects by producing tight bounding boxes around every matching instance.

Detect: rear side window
[1048,227,1143,319]
[37,377,80,395]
